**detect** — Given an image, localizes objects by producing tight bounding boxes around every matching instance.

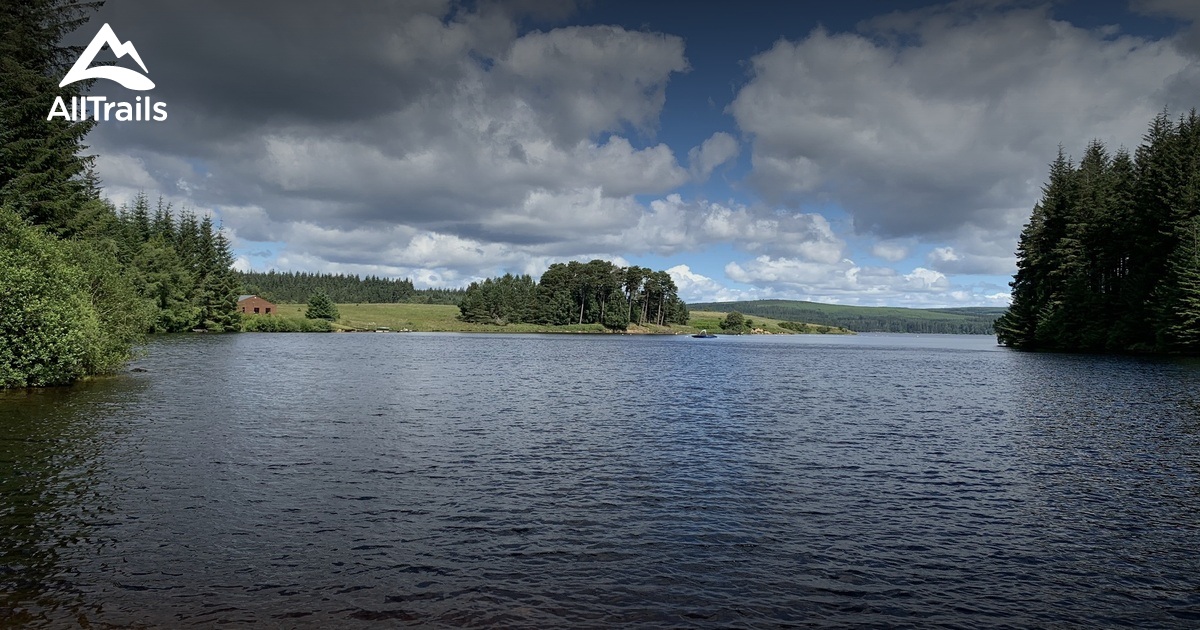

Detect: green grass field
[274,303,613,333]
[688,311,853,335]
[269,303,848,334]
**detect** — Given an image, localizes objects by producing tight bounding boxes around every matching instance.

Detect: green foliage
[242,315,332,332]
[457,273,538,325]
[65,236,154,374]
[305,290,340,321]
[1,206,101,387]
[0,0,99,230]
[691,300,1002,334]
[778,321,839,334]
[236,270,462,304]
[1161,216,1200,351]
[133,236,199,333]
[999,109,1200,353]
[457,260,688,330]
[0,1,189,388]
[104,199,242,333]
[719,311,750,334]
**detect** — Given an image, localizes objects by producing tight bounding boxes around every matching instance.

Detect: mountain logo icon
[60,23,154,91]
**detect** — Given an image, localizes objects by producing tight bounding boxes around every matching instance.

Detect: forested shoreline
[457,260,689,330]
[689,300,1003,334]
[1,2,243,387]
[997,110,1200,353]
[238,270,463,305]
[14,2,1197,394]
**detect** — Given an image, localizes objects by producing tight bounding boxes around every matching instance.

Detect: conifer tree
[305,290,339,321]
[0,0,101,230]
[1000,110,1200,353]
[1162,216,1200,351]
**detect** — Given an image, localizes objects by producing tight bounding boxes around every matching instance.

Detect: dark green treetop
[305,290,340,321]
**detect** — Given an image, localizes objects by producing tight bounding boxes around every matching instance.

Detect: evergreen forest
[689,300,1003,334]
[1,1,241,387]
[457,260,689,330]
[237,270,463,305]
[996,110,1200,353]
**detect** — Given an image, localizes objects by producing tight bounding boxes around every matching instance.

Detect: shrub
[241,315,332,332]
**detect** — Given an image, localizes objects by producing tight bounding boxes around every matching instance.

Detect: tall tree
[457,261,688,329]
[1161,216,1200,351]
[0,0,101,230]
[305,290,339,321]
[0,205,148,386]
[1000,110,1200,353]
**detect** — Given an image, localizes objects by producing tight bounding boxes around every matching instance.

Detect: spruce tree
[1000,110,1200,353]
[1162,216,1200,351]
[995,203,1046,348]
[1128,111,1184,349]
[305,290,339,321]
[0,0,101,230]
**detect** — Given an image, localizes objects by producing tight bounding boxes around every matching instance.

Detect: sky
[71,0,1200,306]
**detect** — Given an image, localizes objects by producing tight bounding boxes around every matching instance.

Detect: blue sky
[81,0,1200,306]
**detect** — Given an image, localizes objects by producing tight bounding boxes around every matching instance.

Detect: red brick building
[238,295,276,315]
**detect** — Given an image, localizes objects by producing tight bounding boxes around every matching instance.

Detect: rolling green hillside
[688,300,1004,334]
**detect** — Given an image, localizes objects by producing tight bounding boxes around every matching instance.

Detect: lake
[2,332,1199,628]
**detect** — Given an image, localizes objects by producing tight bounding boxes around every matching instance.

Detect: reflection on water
[0,378,142,625]
[1,333,1199,628]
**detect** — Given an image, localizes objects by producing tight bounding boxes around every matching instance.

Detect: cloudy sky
[74,0,1200,306]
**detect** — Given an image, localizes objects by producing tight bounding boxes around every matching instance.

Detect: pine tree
[995,203,1045,348]
[134,236,198,332]
[1128,111,1183,349]
[1000,111,1200,353]
[1162,216,1200,351]
[0,0,101,230]
[305,290,339,321]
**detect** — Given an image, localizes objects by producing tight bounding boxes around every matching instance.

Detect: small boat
[692,329,717,338]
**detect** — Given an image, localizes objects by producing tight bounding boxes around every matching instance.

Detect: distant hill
[687,300,1005,335]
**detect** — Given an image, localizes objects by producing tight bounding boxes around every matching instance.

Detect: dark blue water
[3,333,1200,628]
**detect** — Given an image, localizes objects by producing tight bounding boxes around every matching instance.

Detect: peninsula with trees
[996,110,1200,353]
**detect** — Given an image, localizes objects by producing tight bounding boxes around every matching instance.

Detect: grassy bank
[688,311,854,335]
[272,303,612,333]
[264,303,850,335]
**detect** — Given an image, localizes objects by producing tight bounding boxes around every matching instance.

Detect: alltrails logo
[47,23,167,122]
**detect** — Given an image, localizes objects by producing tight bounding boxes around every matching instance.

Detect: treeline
[458,260,689,329]
[113,193,242,333]
[2,190,243,388]
[238,270,464,305]
[689,300,1001,334]
[997,110,1200,353]
[778,321,844,334]
[1,1,240,387]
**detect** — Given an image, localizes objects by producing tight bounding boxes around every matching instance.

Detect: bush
[1,207,102,387]
[241,315,332,332]
[719,311,751,334]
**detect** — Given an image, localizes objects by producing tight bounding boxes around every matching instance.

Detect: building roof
[237,295,256,302]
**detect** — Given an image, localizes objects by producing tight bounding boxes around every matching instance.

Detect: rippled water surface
[3,333,1200,628]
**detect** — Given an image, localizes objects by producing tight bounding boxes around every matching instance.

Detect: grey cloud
[729,4,1197,240]
[86,1,690,253]
[494,25,688,144]
[721,255,1005,306]
[687,132,739,181]
[611,195,846,261]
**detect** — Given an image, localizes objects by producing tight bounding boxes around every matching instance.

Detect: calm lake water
[2,332,1200,628]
